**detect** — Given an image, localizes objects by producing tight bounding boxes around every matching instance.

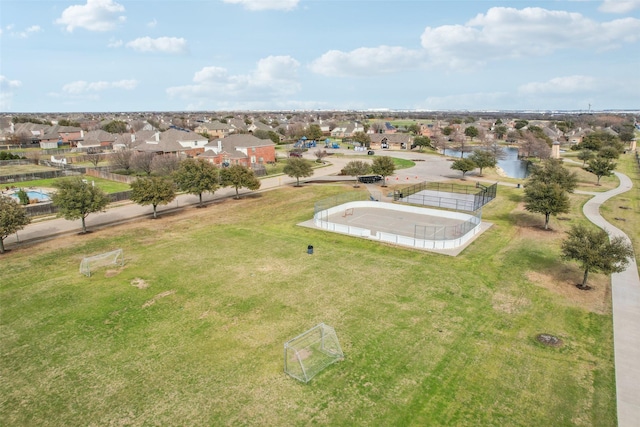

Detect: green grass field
[0,182,617,426]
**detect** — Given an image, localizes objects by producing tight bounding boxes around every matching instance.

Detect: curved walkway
[580,171,639,427]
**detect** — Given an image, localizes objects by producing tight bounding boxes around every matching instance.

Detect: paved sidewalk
[580,172,639,427]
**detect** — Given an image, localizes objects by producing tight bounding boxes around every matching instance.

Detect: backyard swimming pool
[10,190,51,202]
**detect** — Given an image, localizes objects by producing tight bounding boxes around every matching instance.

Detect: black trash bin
[307,245,314,255]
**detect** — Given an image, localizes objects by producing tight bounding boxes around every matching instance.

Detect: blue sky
[1,0,639,113]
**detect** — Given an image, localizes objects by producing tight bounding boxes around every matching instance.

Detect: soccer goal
[80,248,124,277]
[284,323,344,383]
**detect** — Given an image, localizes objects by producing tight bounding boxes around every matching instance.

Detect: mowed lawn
[0,184,615,426]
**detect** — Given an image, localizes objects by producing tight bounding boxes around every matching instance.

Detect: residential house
[198,134,276,168]
[39,131,62,149]
[330,122,364,138]
[194,121,234,139]
[369,133,413,150]
[134,128,208,157]
[78,130,117,151]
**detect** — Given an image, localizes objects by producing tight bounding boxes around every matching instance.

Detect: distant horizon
[3,108,639,117]
[2,0,639,113]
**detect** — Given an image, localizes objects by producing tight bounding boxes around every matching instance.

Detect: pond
[443,146,529,179]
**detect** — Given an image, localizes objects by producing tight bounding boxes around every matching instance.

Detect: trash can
[307,245,314,255]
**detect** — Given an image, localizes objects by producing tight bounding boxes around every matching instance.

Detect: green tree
[51,177,110,233]
[130,176,176,219]
[219,164,261,199]
[585,157,616,185]
[15,189,29,205]
[577,149,595,166]
[561,224,633,289]
[514,119,529,130]
[371,156,396,187]
[267,130,281,145]
[493,125,508,140]
[173,158,220,207]
[523,181,570,230]
[352,131,371,148]
[342,160,372,187]
[469,150,496,176]
[412,136,432,151]
[0,195,31,253]
[578,130,624,152]
[283,157,313,187]
[101,120,128,134]
[450,158,476,178]
[407,123,421,134]
[528,159,578,193]
[306,124,323,141]
[442,126,453,136]
[598,146,620,160]
[464,126,479,141]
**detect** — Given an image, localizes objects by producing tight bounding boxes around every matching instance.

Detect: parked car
[358,174,383,183]
[367,150,375,155]
[289,151,303,158]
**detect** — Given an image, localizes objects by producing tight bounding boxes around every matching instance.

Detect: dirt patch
[142,290,176,308]
[526,269,610,314]
[105,269,123,277]
[296,348,312,361]
[492,292,530,314]
[536,333,564,347]
[130,278,149,289]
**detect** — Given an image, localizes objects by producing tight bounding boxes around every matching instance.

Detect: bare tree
[482,140,507,160]
[24,150,41,164]
[151,154,181,176]
[314,149,328,163]
[110,149,134,172]
[131,151,156,175]
[87,152,103,167]
[451,129,470,158]
[129,120,146,132]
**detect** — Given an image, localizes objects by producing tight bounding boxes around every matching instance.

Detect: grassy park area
[0,178,618,426]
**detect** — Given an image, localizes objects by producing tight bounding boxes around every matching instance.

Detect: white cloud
[518,75,597,95]
[0,76,22,111]
[310,46,424,77]
[126,37,188,54]
[599,0,640,13]
[147,18,158,28]
[11,25,42,38]
[310,6,640,77]
[0,75,22,88]
[107,38,123,48]
[222,0,299,11]
[420,7,640,67]
[56,0,126,32]
[62,79,138,94]
[167,55,301,101]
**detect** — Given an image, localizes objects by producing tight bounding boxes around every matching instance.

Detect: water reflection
[443,147,529,179]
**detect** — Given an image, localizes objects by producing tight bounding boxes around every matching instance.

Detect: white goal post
[284,323,344,383]
[80,249,124,277]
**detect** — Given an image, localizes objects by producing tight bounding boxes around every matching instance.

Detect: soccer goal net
[80,248,124,277]
[284,323,344,383]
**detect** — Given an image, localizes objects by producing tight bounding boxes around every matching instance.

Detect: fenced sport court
[313,201,482,251]
[394,181,497,212]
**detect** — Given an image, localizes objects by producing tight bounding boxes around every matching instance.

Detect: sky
[1,0,639,113]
